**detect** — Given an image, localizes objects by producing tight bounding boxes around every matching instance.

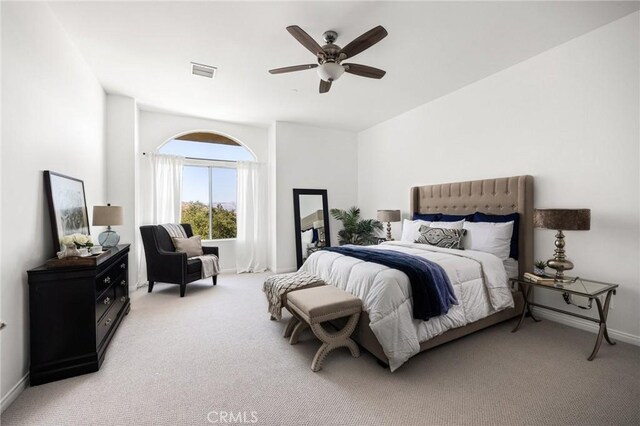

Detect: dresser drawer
[96,287,116,322]
[96,307,117,347]
[96,258,128,295]
[115,275,128,305]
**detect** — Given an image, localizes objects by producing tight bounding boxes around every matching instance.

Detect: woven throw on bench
[263,272,324,320]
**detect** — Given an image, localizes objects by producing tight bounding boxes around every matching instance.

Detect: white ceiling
[49,1,639,131]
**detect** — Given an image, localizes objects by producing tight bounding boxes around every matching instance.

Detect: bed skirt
[346,290,525,367]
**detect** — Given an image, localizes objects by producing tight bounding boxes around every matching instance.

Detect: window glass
[211,167,237,239]
[160,139,254,162]
[159,133,252,240]
[181,166,211,239]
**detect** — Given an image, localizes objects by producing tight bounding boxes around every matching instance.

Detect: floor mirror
[293,189,331,269]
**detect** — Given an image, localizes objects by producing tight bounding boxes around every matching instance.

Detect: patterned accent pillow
[415,225,466,249]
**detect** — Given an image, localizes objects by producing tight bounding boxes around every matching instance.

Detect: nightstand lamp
[534,208,590,283]
[93,204,124,248]
[377,210,401,241]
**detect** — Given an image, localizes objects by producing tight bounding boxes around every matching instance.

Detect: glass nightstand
[510,276,618,360]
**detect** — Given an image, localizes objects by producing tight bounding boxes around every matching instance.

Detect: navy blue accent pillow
[473,212,520,260]
[311,228,319,243]
[439,213,474,222]
[413,213,442,221]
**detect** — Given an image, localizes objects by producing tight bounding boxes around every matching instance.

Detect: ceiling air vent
[191,62,217,79]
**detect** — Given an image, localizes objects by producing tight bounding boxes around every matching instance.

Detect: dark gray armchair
[140,224,219,297]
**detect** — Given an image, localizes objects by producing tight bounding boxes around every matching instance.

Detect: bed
[300,175,533,371]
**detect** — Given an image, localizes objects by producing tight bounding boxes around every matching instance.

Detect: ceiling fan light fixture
[317,62,345,82]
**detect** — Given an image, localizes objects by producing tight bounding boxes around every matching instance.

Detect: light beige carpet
[2,272,639,426]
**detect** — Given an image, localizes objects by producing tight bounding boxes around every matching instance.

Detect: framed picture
[44,171,90,255]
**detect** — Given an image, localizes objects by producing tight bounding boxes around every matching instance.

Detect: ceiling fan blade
[319,79,332,94]
[269,64,318,74]
[343,63,386,79]
[340,26,388,59]
[286,25,325,57]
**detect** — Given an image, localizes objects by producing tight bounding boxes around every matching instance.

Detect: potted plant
[330,206,383,246]
[534,260,547,276]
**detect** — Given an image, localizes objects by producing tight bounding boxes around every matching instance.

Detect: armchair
[140,224,219,297]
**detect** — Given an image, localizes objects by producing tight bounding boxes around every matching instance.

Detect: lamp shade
[377,210,401,223]
[313,220,324,229]
[533,209,590,231]
[93,205,124,226]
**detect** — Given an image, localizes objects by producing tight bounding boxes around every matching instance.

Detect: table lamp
[377,210,401,241]
[93,204,124,248]
[533,208,590,282]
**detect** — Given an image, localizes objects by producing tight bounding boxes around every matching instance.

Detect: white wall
[299,194,324,218]
[106,95,139,289]
[1,2,106,409]
[137,110,268,274]
[274,122,359,272]
[358,13,640,341]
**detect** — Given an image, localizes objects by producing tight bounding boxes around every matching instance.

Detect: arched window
[159,132,255,240]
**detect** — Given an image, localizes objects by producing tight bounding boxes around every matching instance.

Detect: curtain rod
[141,152,237,163]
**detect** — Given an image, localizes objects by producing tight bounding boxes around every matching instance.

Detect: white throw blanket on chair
[160,224,220,279]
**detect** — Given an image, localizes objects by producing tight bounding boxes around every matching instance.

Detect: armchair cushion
[173,236,204,257]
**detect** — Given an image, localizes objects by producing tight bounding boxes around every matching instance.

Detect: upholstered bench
[262,272,325,321]
[285,285,362,372]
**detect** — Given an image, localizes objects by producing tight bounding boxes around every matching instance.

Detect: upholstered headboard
[410,175,534,276]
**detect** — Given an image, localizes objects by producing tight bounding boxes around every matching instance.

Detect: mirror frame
[293,188,331,269]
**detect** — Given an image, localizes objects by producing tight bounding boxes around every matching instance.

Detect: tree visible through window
[159,133,254,240]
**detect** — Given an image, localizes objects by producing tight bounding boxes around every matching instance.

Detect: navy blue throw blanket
[323,246,458,321]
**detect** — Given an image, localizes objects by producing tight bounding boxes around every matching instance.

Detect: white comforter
[300,241,514,371]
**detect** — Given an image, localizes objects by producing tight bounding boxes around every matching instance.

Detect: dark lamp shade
[93,205,124,226]
[377,210,401,223]
[533,209,590,231]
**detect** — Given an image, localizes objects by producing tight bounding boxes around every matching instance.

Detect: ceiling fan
[269,25,388,93]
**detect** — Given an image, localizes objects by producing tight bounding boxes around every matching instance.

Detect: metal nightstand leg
[512,284,539,332]
[588,289,616,361]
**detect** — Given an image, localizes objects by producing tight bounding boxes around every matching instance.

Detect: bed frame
[352,175,534,366]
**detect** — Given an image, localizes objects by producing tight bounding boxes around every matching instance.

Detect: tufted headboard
[410,175,534,276]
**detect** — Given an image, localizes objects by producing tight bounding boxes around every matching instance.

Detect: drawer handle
[120,296,126,302]
[120,280,126,287]
[103,297,111,305]
[103,276,111,284]
[105,318,112,326]
[120,263,126,269]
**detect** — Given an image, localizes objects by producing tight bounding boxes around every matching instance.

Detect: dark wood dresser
[27,245,130,385]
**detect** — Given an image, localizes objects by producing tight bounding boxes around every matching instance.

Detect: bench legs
[286,312,361,372]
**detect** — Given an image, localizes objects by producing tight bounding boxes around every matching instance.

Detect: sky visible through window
[160,138,254,204]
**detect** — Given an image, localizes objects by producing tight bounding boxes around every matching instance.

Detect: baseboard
[273,267,296,274]
[532,307,640,346]
[1,373,28,413]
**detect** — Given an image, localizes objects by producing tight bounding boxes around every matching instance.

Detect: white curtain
[236,161,268,273]
[137,153,184,287]
[149,153,184,224]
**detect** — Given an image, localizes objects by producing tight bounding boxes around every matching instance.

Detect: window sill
[202,238,236,243]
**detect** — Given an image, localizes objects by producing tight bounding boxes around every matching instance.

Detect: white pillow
[432,220,465,230]
[463,221,514,260]
[301,229,314,244]
[400,219,431,242]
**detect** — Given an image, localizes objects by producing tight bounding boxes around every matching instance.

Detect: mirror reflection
[293,189,331,269]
